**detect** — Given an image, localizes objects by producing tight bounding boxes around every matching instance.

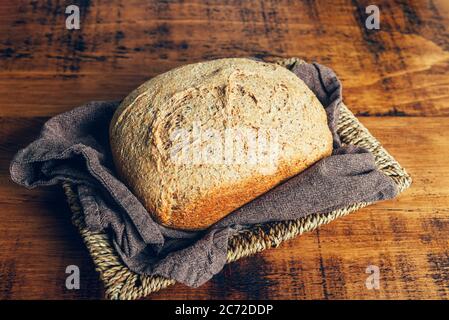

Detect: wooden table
[1,0,448,300]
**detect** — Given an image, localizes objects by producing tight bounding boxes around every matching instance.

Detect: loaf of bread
[109,58,332,230]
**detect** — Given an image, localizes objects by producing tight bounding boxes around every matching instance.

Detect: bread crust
[110,58,332,230]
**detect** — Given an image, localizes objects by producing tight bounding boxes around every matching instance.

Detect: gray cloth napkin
[10,61,398,287]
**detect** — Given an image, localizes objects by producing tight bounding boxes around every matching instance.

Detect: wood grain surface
[0,0,448,300]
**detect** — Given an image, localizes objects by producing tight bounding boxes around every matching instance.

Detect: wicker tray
[62,60,412,300]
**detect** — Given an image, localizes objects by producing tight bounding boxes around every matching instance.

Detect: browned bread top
[109,58,332,230]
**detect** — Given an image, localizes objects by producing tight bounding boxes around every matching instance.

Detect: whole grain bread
[109,58,332,230]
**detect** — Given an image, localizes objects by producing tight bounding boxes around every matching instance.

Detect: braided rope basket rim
[62,58,412,300]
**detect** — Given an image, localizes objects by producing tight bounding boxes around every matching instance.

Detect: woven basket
[62,58,412,300]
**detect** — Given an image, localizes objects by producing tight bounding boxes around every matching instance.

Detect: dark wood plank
[0,0,448,117]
